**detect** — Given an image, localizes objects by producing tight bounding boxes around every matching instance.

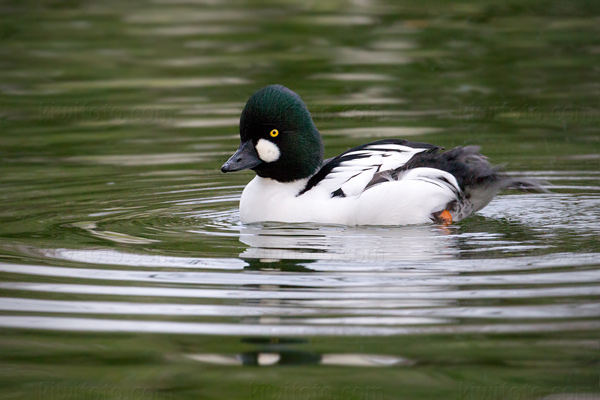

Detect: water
[1,0,599,399]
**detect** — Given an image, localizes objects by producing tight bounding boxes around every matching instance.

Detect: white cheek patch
[255,138,281,163]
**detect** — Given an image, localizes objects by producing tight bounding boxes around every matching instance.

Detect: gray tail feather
[459,169,548,215]
[500,177,550,193]
[413,146,550,217]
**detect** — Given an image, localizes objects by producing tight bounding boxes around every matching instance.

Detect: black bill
[221,140,262,173]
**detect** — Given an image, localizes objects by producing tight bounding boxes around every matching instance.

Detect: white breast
[239,177,353,224]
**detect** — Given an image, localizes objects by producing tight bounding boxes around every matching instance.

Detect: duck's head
[221,85,324,182]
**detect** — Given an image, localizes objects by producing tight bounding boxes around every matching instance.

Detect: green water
[1,0,599,399]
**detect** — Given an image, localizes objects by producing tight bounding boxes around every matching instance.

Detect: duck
[221,84,544,226]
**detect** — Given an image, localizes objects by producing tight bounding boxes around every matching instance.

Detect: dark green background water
[1,0,599,399]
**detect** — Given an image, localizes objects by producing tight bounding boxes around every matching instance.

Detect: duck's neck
[250,176,310,199]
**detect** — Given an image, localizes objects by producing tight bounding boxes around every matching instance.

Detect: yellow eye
[270,129,279,138]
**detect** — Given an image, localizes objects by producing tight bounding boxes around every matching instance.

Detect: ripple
[3,282,600,300]
[310,73,395,81]
[294,15,376,26]
[3,262,600,287]
[322,127,443,137]
[128,26,257,36]
[172,118,239,128]
[38,248,246,270]
[44,77,250,90]
[0,316,595,336]
[333,48,413,65]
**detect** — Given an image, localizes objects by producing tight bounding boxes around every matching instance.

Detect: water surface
[1,0,599,399]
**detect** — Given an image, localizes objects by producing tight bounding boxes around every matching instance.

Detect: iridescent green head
[222,85,324,182]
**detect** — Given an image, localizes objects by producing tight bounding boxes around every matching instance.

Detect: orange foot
[437,210,453,225]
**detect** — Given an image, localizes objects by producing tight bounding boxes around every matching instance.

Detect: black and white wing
[298,139,441,197]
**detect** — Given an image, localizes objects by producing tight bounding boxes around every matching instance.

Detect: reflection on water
[1,0,600,398]
[238,224,459,262]
[188,352,413,367]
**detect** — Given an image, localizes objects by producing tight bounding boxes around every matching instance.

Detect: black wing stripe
[298,153,370,196]
[331,188,346,198]
[298,139,441,197]
[342,171,364,185]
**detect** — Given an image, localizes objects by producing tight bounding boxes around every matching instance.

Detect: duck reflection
[230,224,459,368]
[236,223,461,341]
[188,346,413,367]
[238,222,460,265]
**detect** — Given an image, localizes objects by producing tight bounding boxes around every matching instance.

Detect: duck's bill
[221,140,262,173]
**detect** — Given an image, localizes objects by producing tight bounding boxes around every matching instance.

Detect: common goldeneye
[221,84,543,225]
